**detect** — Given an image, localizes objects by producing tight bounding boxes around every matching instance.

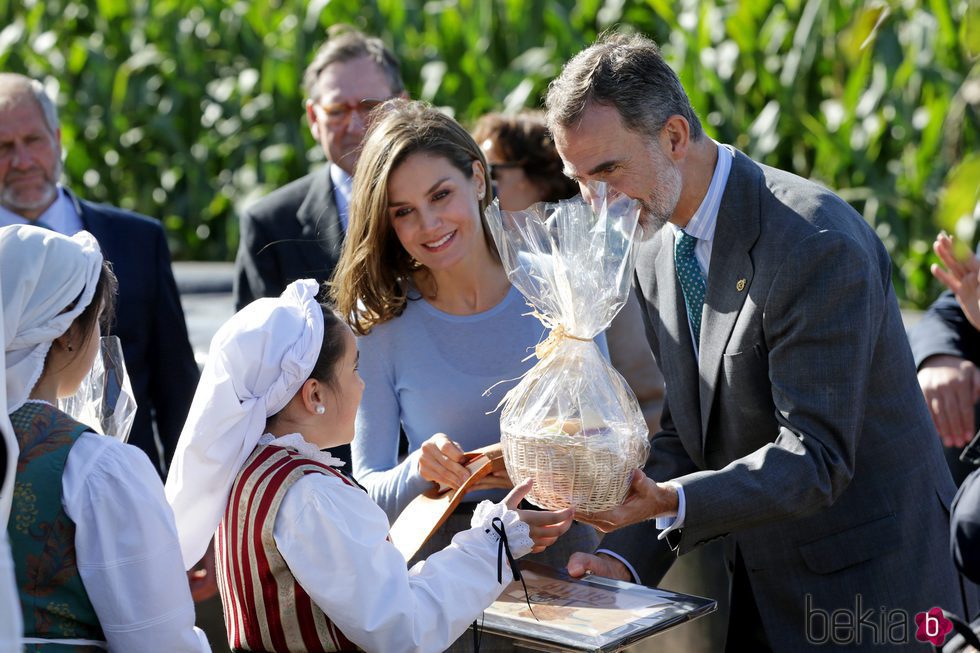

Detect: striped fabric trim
[217,445,358,652]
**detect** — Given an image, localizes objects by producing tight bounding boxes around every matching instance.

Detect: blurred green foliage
[0,0,976,306]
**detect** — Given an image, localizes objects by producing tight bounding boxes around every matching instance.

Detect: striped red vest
[216,444,359,652]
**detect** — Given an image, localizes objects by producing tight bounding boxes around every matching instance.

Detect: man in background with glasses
[233,26,406,312]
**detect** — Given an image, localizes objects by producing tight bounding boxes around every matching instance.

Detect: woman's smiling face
[386,152,487,273]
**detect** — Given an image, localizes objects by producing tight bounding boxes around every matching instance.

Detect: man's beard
[637,159,681,240]
[1,159,61,216]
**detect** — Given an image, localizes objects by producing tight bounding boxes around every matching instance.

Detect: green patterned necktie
[674,230,706,349]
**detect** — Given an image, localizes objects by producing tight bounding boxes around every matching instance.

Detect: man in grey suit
[546,33,975,651]
[233,26,405,311]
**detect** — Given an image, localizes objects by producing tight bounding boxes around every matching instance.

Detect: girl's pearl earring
[315,405,326,415]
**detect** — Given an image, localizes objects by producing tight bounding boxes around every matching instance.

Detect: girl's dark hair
[308,286,350,393]
[70,261,117,351]
[47,261,118,373]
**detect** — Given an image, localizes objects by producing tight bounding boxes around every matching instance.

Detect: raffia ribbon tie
[533,323,591,360]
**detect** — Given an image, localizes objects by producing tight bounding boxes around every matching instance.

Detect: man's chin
[1,185,58,217]
[637,210,669,241]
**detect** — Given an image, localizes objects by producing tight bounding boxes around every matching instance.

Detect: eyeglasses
[316,98,389,128]
[488,161,525,180]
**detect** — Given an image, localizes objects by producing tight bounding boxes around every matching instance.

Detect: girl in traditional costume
[1,225,209,652]
[166,280,572,653]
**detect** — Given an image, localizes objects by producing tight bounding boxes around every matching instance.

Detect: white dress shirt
[329,164,353,232]
[0,187,84,235]
[54,417,209,652]
[273,452,522,653]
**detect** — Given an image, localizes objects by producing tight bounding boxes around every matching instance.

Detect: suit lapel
[697,151,761,446]
[66,188,105,238]
[297,166,344,260]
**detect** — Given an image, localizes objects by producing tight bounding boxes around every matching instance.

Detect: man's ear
[306,100,322,141]
[663,115,691,161]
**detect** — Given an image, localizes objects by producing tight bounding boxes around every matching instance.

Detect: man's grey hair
[302,25,404,101]
[0,74,59,134]
[546,31,703,142]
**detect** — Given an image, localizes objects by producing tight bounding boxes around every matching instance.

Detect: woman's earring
[66,343,73,352]
[315,405,326,415]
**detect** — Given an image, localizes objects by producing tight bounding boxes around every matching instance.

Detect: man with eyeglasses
[233,26,406,311]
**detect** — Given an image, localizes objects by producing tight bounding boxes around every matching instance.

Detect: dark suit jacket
[603,151,975,650]
[953,468,980,584]
[232,167,350,466]
[910,291,980,368]
[71,189,200,476]
[233,167,344,311]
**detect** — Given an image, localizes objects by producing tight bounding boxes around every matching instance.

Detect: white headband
[0,224,103,524]
[165,279,325,568]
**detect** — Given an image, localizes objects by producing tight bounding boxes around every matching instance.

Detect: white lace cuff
[471,500,533,559]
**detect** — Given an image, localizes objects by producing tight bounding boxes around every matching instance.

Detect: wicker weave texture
[501,428,647,512]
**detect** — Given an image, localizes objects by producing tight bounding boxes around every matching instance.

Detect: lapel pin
[736,278,747,292]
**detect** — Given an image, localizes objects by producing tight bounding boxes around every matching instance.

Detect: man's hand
[918,355,980,448]
[932,232,980,330]
[574,469,679,533]
[566,552,632,581]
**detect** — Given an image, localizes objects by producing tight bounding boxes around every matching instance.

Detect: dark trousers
[726,547,772,652]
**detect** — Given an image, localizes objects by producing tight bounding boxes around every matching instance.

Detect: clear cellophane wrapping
[485,184,649,512]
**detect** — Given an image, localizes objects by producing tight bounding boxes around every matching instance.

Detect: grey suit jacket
[603,150,975,650]
[233,166,344,310]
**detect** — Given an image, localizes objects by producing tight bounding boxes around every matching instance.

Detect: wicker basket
[501,423,647,512]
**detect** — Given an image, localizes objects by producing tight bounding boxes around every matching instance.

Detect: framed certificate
[477,561,717,652]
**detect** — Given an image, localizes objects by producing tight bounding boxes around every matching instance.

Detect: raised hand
[931,232,980,330]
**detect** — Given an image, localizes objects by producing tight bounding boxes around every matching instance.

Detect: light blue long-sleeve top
[352,284,608,522]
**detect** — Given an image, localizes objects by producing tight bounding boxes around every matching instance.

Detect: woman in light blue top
[330,101,600,575]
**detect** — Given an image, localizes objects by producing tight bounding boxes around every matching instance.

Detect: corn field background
[0,0,976,307]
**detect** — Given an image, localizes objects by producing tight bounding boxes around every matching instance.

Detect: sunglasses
[488,161,525,180]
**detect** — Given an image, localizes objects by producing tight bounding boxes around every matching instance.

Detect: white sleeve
[274,474,511,653]
[63,434,210,653]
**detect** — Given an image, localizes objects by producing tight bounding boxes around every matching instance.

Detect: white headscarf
[1,225,103,417]
[165,279,324,568]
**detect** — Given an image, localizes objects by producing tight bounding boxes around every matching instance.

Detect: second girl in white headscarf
[1,224,208,652]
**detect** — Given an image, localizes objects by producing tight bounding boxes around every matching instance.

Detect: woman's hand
[932,232,980,330]
[504,479,574,553]
[417,432,469,489]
